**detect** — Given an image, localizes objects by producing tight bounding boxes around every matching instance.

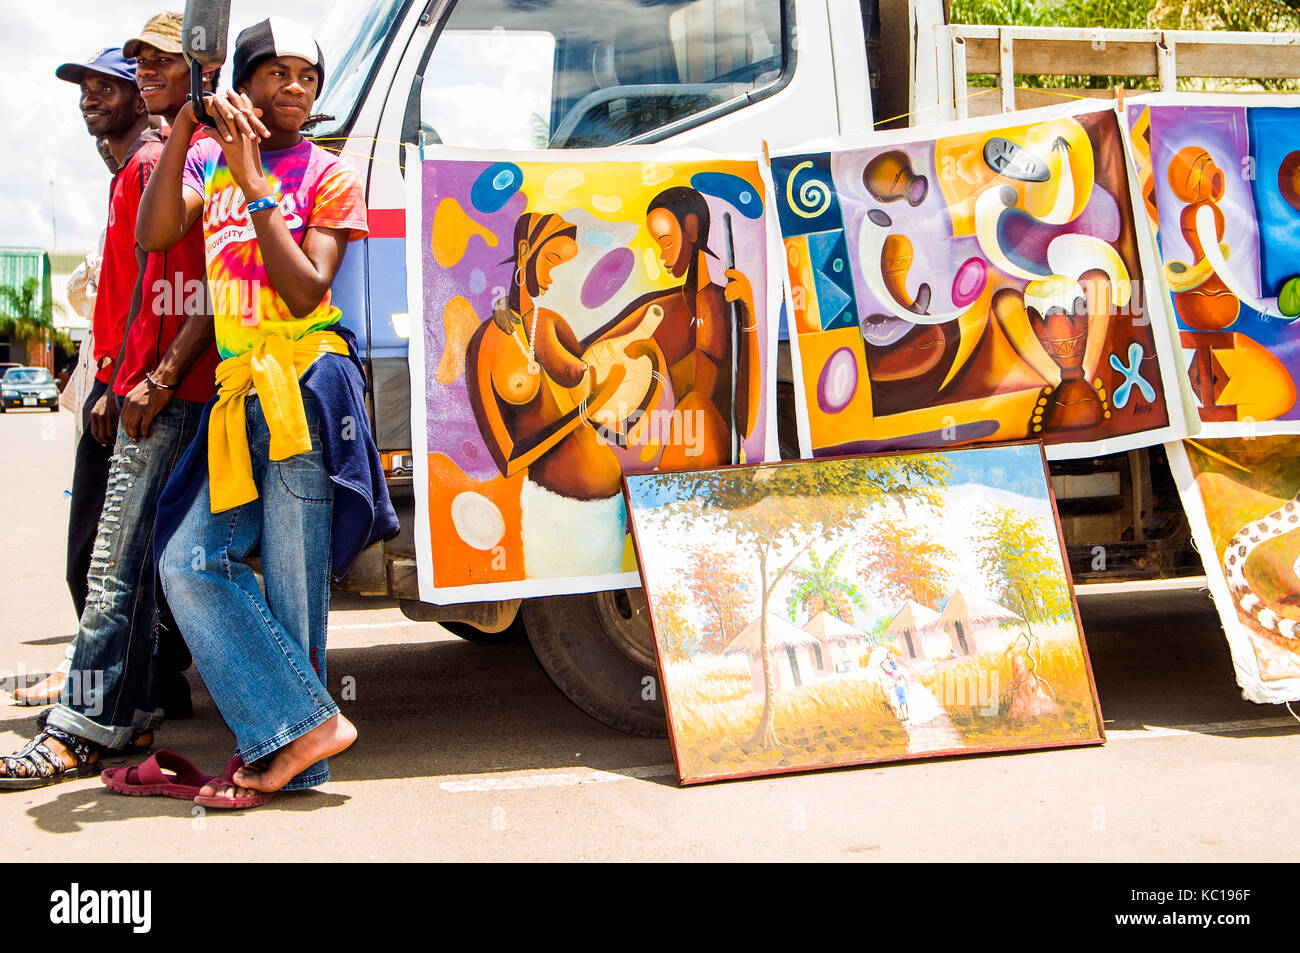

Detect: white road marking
[434,719,1299,793]
[1074,575,1207,595]
[1107,716,1299,740]
[331,620,429,631]
[439,764,675,792]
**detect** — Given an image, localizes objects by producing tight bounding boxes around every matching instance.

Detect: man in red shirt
[114,11,221,421]
[109,12,222,718]
[56,48,156,623]
[0,25,220,787]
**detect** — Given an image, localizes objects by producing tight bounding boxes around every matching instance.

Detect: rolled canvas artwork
[624,443,1104,784]
[1167,437,1300,703]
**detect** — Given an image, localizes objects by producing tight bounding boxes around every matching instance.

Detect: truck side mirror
[183,0,231,128]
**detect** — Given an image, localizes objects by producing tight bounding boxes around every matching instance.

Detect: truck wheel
[522,591,667,737]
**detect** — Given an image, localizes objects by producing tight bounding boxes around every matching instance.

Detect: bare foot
[12,670,67,706]
[196,778,266,803]
[231,714,357,794]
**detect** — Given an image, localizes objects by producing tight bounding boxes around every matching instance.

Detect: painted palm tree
[786,544,868,625]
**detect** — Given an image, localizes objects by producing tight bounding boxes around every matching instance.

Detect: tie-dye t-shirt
[182,137,368,359]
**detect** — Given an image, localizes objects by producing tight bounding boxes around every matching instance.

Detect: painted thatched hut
[802,610,866,673]
[937,587,1022,657]
[882,600,942,661]
[725,613,823,695]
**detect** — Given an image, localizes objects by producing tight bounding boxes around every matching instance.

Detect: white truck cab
[301,0,943,736]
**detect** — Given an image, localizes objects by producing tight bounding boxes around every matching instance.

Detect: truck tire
[522,591,667,737]
[438,616,527,646]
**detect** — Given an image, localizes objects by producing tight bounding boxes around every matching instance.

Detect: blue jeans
[160,394,335,790]
[49,397,205,749]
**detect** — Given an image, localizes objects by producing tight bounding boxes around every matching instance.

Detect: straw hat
[124,11,184,59]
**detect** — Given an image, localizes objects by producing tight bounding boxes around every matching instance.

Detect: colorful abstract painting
[406,146,780,602]
[1168,437,1300,703]
[1127,96,1300,436]
[770,102,1188,460]
[624,443,1104,784]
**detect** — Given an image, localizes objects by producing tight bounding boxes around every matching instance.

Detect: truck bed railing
[923,25,1300,121]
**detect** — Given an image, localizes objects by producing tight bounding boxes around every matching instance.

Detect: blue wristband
[246,194,278,214]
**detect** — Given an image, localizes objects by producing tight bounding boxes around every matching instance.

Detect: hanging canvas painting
[624,442,1104,784]
[1167,437,1300,704]
[406,145,780,602]
[1126,95,1300,436]
[769,101,1188,461]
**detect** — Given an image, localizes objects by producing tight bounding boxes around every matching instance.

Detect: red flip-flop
[192,754,274,810]
[102,749,215,800]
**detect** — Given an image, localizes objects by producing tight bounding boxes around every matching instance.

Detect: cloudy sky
[1,0,323,255]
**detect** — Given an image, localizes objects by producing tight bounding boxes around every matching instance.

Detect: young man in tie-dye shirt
[137,17,393,808]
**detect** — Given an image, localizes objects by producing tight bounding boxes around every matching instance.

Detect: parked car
[0,367,61,412]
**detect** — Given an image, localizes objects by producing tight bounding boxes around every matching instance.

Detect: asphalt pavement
[1,406,1296,861]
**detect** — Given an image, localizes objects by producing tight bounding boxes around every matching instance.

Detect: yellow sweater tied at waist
[208,330,349,513]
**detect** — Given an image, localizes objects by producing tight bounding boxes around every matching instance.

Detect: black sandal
[33,708,153,753]
[0,726,102,790]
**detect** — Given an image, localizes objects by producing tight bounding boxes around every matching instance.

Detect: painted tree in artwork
[681,546,755,654]
[973,507,1071,628]
[854,515,955,607]
[634,455,951,746]
[652,585,698,663]
[972,506,1072,718]
[786,543,868,624]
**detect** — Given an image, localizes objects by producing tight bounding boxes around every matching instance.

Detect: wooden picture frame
[623,440,1105,785]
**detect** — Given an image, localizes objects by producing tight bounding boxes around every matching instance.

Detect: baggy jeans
[48,396,205,748]
[160,393,335,790]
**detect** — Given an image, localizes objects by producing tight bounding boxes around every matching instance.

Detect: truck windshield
[421,0,786,149]
[310,0,411,141]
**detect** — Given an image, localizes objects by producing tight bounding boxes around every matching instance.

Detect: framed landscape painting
[623,442,1105,784]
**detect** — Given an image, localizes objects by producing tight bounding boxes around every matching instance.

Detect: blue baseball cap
[55,47,136,85]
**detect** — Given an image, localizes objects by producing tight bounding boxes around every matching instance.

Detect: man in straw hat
[109,11,225,719]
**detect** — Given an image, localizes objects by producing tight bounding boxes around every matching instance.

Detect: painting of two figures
[624,442,1104,784]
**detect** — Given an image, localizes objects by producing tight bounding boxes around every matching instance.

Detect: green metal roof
[0,247,53,315]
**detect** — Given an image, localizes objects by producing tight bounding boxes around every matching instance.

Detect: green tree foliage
[1150,0,1300,32]
[635,454,952,744]
[786,543,868,625]
[0,278,55,341]
[972,506,1072,628]
[951,0,1300,90]
[972,505,1074,711]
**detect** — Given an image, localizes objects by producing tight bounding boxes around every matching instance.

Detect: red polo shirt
[92,128,164,384]
[115,129,219,404]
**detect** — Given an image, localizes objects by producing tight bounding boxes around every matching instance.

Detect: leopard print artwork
[1222,494,1300,639]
